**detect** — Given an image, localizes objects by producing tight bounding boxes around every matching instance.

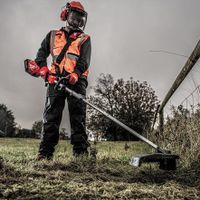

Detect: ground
[0,138,199,199]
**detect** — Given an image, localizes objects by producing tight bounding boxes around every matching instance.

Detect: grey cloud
[0,0,200,128]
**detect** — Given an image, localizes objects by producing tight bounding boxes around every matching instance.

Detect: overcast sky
[1,0,200,130]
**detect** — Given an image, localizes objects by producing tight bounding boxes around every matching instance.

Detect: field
[0,138,199,200]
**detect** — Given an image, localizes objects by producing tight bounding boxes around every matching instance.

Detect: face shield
[67,9,87,31]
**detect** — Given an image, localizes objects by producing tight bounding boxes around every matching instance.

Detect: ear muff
[60,2,71,21]
[60,9,68,21]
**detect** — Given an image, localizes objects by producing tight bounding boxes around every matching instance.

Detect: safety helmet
[60,1,87,30]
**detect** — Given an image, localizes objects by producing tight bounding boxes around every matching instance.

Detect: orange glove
[40,66,57,84]
[69,73,78,85]
[25,60,40,77]
[39,66,49,80]
[47,75,57,85]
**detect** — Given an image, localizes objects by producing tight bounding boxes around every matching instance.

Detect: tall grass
[151,105,200,167]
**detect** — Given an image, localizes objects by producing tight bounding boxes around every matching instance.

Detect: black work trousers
[38,78,88,157]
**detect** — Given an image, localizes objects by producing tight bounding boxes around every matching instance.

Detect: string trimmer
[55,77,179,170]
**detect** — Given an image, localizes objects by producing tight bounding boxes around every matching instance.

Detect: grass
[0,138,199,199]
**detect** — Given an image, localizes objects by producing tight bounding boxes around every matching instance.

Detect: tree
[87,74,159,141]
[0,104,16,137]
[32,120,43,135]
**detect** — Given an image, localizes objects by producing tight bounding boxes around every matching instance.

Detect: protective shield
[67,9,87,31]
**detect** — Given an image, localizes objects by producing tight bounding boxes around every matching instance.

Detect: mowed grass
[0,138,199,200]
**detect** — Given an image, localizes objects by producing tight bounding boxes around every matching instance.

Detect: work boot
[73,145,89,157]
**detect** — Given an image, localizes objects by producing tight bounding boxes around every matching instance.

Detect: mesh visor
[67,9,87,29]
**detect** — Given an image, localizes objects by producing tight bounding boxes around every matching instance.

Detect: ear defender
[60,9,68,21]
[60,2,71,21]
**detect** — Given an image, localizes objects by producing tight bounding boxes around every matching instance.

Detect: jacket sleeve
[35,31,51,67]
[74,36,91,77]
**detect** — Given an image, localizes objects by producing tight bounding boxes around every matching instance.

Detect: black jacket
[35,28,91,77]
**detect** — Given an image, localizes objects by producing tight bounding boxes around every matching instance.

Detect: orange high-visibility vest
[50,30,89,76]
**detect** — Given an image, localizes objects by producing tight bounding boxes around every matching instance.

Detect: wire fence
[149,40,200,166]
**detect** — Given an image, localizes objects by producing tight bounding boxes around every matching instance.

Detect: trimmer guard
[130,153,179,170]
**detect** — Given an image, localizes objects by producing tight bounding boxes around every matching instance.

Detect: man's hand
[24,59,57,84]
[40,67,57,84]
[39,66,49,80]
[24,59,40,77]
[47,75,57,85]
[69,73,78,85]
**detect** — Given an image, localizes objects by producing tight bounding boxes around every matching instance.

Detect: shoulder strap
[56,37,75,65]
[53,31,77,77]
[51,30,82,76]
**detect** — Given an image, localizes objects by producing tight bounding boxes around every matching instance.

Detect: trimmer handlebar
[54,76,70,91]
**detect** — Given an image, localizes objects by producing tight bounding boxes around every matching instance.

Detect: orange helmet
[60,1,87,30]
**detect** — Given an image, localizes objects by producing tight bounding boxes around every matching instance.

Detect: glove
[39,66,49,80]
[69,73,78,85]
[24,60,56,84]
[40,66,57,84]
[47,75,57,85]
[24,59,40,77]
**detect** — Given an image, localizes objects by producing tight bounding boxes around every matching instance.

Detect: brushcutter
[55,77,179,170]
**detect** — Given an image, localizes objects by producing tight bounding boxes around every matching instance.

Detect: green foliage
[151,105,200,167]
[16,128,39,138]
[87,74,159,140]
[0,104,16,137]
[32,120,43,134]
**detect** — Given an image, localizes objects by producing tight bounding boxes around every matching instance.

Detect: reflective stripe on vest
[50,30,89,76]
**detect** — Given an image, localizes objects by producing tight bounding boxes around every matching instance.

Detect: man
[26,1,91,159]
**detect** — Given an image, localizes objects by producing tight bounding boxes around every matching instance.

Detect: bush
[151,105,200,167]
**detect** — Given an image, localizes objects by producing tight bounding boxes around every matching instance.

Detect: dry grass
[0,138,199,199]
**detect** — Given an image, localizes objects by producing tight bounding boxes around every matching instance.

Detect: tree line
[0,104,43,138]
[0,74,159,140]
